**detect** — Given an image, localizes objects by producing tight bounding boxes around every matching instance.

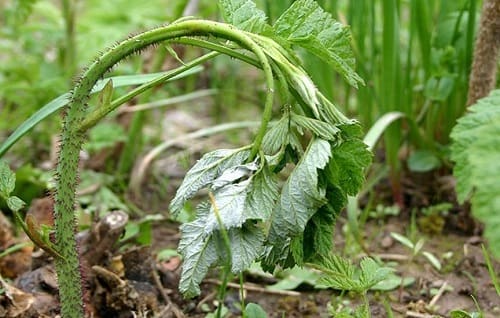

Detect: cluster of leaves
[169,0,371,297]
[450,89,500,258]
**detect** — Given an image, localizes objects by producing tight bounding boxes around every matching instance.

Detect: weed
[1,1,369,316]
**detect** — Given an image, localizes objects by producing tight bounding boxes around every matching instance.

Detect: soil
[1,199,499,318]
[0,158,499,317]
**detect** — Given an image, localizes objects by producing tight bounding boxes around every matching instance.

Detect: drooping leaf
[269,139,331,240]
[327,134,372,196]
[264,139,331,268]
[178,204,219,298]
[291,112,340,141]
[169,148,250,215]
[211,162,258,190]
[204,161,278,233]
[302,185,344,261]
[244,163,279,220]
[218,0,269,34]
[262,113,290,155]
[273,0,363,88]
[205,180,250,233]
[228,224,265,273]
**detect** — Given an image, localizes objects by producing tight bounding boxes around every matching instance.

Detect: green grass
[260,0,479,201]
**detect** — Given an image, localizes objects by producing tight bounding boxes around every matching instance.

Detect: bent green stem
[54,20,276,318]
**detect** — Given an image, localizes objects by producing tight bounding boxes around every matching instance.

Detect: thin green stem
[77,51,220,132]
[173,37,261,68]
[209,192,233,318]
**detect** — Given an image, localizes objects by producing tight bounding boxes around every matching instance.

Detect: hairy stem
[55,20,275,317]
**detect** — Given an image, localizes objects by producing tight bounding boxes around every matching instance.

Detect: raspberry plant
[3,0,371,316]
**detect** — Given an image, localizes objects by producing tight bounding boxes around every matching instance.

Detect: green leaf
[358,258,392,290]
[0,67,203,158]
[169,148,250,215]
[317,255,392,293]
[327,135,372,196]
[228,224,264,273]
[244,163,279,220]
[244,303,268,318]
[422,251,442,271]
[218,0,269,34]
[302,186,344,261]
[407,150,442,172]
[98,78,114,108]
[451,90,500,202]
[269,139,331,240]
[273,0,363,88]
[291,112,340,141]
[315,254,358,291]
[267,266,319,291]
[0,161,16,198]
[449,310,475,318]
[262,114,290,155]
[390,232,415,249]
[371,274,415,291]
[6,196,26,212]
[450,90,500,257]
[178,205,219,298]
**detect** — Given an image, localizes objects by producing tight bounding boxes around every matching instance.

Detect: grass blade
[0,67,203,158]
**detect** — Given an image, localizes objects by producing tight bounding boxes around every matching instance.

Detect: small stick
[204,279,301,296]
[150,264,184,318]
[196,291,218,311]
[428,281,448,308]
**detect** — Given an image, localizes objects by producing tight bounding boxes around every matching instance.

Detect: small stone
[466,236,482,245]
[380,235,394,249]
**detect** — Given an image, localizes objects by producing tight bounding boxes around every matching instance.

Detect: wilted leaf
[291,113,340,141]
[178,205,219,298]
[270,139,331,239]
[170,148,250,215]
[228,224,265,272]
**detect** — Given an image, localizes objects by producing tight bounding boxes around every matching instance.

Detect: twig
[196,290,217,311]
[428,281,448,308]
[204,279,301,296]
[151,264,184,318]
